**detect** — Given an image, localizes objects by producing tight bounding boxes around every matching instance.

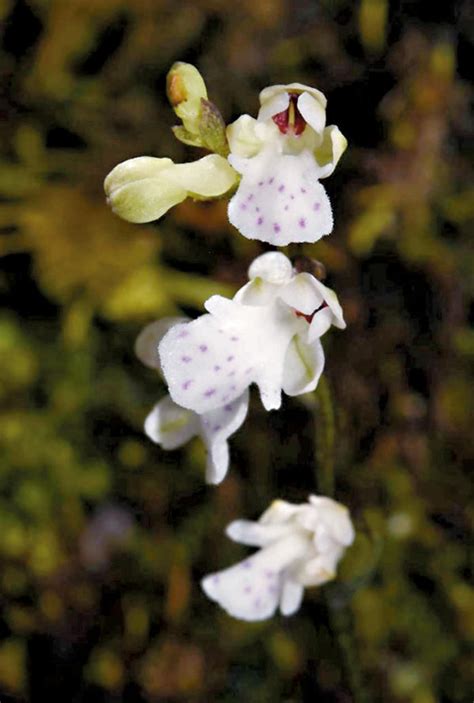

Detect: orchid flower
[104,154,237,224]
[135,319,248,485]
[159,252,345,415]
[227,83,347,245]
[202,495,355,621]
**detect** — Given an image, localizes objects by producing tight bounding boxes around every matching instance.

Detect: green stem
[313,376,371,703]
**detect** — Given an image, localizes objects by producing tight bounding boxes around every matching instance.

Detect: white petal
[308,495,355,546]
[282,334,325,396]
[135,317,188,370]
[314,125,348,178]
[280,577,304,616]
[297,92,326,135]
[160,299,299,414]
[159,317,251,413]
[259,84,327,110]
[279,272,324,315]
[292,554,337,587]
[307,281,346,341]
[227,149,333,245]
[144,396,199,450]
[248,251,293,285]
[107,175,186,223]
[201,533,308,622]
[257,91,290,123]
[226,519,293,547]
[201,561,282,622]
[259,499,302,526]
[233,279,281,307]
[226,115,263,158]
[199,390,249,485]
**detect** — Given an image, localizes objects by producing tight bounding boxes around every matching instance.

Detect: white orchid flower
[104,154,238,224]
[226,83,347,245]
[159,252,345,415]
[201,495,355,621]
[135,319,248,485]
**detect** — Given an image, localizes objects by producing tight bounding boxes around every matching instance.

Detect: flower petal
[297,92,326,135]
[107,175,186,223]
[201,560,282,622]
[170,154,238,197]
[259,499,303,526]
[282,334,325,396]
[257,90,290,123]
[225,519,293,547]
[159,317,251,413]
[307,281,346,341]
[144,396,199,450]
[160,298,299,414]
[104,156,174,194]
[259,83,327,111]
[135,317,188,370]
[226,115,263,158]
[278,272,325,315]
[248,251,293,285]
[228,149,333,245]
[314,125,348,178]
[199,390,249,485]
[201,533,308,621]
[280,577,304,616]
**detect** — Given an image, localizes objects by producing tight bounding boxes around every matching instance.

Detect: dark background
[0,0,472,701]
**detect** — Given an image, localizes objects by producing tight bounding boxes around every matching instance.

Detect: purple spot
[290,194,295,200]
[247,194,254,201]
[214,365,221,372]
[245,367,253,375]
[199,344,208,352]
[244,585,252,594]
[224,404,233,412]
[258,180,264,186]
[177,330,189,339]
[230,384,237,391]
[218,329,224,334]
[213,425,222,432]
[240,203,247,211]
[273,223,281,234]
[182,380,193,390]
[278,184,285,192]
[268,584,278,594]
[300,187,307,194]
[254,598,262,609]
[255,207,260,212]
[313,202,320,211]
[228,371,236,377]
[221,395,229,403]
[242,561,252,569]
[212,574,220,584]
[230,336,239,341]
[268,177,274,184]
[264,569,274,579]
[257,217,264,226]
[284,205,289,211]
[298,218,306,228]
[204,388,216,397]
[227,355,234,362]
[181,355,192,363]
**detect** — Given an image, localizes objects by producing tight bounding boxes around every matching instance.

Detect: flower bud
[166,62,208,135]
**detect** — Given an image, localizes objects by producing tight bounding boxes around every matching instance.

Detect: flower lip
[272,93,306,136]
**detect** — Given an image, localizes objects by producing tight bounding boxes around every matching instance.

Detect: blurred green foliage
[0,0,472,701]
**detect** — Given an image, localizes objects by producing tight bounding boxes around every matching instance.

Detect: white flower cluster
[106,70,354,621]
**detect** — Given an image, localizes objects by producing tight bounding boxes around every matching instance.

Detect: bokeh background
[0,1,472,701]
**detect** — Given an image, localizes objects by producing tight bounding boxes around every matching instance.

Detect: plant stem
[313,376,371,703]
